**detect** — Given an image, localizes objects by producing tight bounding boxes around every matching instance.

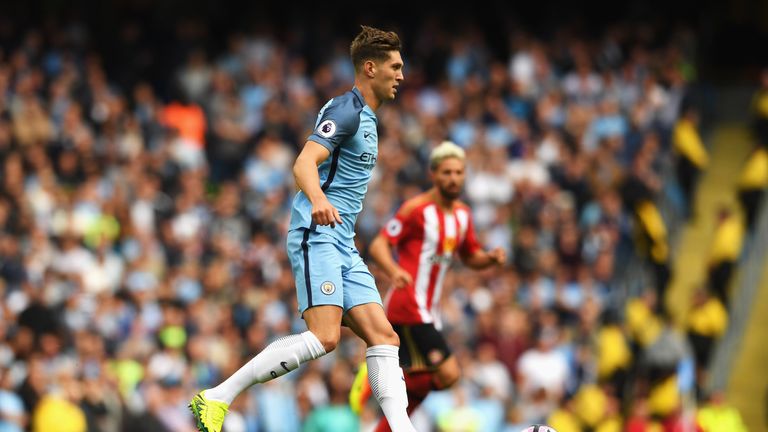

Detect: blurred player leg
[344,303,417,432]
[350,362,373,415]
[374,356,460,432]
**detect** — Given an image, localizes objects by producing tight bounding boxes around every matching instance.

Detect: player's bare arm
[461,247,507,269]
[369,233,413,288]
[370,195,426,288]
[293,141,342,228]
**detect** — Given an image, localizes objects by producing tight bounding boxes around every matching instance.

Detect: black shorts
[392,323,452,371]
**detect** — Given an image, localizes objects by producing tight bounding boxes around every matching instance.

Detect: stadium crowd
[0,12,754,432]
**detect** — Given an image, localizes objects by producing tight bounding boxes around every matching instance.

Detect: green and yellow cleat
[189,390,229,432]
[349,362,372,415]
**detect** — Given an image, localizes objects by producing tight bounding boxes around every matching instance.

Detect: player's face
[431,157,465,201]
[373,51,404,102]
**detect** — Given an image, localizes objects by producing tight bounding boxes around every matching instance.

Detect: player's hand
[311,196,343,228]
[488,248,506,266]
[390,266,413,289]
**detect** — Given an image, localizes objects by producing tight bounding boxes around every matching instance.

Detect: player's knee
[441,367,460,388]
[379,328,399,347]
[309,327,341,353]
[436,358,461,389]
[315,332,340,353]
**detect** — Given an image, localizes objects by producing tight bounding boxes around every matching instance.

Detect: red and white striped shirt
[381,194,481,326]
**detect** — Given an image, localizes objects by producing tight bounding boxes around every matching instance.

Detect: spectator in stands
[302,360,359,432]
[516,326,569,423]
[706,207,744,305]
[686,287,727,397]
[625,398,662,432]
[736,143,768,232]
[673,106,709,220]
[158,82,207,171]
[0,368,26,432]
[697,389,747,432]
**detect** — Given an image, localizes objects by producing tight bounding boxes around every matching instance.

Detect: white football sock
[205,331,326,404]
[366,345,417,432]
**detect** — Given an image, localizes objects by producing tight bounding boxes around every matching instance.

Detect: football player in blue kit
[190,25,417,432]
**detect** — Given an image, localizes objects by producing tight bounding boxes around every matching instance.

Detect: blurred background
[0,0,767,431]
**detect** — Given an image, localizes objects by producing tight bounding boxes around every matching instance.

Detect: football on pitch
[520,426,557,432]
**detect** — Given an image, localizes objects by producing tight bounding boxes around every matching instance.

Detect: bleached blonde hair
[429,141,466,170]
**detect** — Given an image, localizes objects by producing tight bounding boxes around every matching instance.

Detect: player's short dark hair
[350,25,401,72]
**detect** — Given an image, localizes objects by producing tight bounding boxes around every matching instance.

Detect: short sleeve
[459,211,482,257]
[307,96,361,152]
[381,212,408,245]
[381,205,416,246]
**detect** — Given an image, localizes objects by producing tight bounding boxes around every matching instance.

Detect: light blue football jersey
[289,87,378,242]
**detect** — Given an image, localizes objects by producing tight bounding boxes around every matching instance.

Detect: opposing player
[190,26,418,432]
[350,141,506,431]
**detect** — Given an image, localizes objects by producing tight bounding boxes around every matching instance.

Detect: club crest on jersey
[386,219,403,237]
[320,281,336,295]
[317,120,337,138]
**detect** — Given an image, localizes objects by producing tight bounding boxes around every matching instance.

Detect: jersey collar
[352,87,378,122]
[352,87,366,106]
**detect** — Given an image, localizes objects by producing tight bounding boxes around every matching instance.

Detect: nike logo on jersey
[364,131,373,139]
